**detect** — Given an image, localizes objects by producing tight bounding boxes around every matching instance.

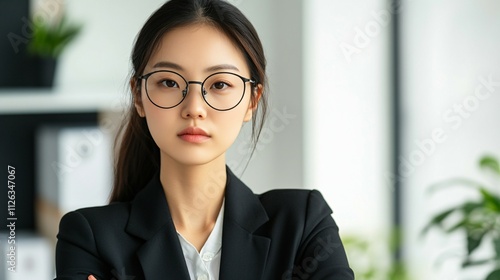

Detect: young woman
[55,0,354,279]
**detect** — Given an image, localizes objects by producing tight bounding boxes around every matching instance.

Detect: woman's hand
[88,275,97,280]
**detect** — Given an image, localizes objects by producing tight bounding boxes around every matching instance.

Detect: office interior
[1,0,499,279]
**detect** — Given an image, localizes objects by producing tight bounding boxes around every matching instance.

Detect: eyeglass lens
[145,71,247,110]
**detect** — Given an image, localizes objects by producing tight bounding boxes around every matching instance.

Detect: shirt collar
[200,199,224,257]
[177,199,225,260]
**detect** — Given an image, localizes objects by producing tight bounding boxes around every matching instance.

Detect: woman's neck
[159,154,227,236]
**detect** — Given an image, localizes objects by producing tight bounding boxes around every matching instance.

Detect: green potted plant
[423,155,500,280]
[343,230,411,280]
[26,16,81,87]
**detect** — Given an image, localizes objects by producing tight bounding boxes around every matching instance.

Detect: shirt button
[197,275,208,280]
[202,252,214,262]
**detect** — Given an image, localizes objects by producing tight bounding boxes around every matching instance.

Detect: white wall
[401,0,500,278]
[58,0,165,88]
[226,0,305,192]
[304,0,392,237]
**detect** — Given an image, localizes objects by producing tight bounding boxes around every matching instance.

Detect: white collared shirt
[177,201,224,280]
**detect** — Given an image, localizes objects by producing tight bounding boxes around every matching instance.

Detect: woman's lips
[178,134,211,143]
[177,127,210,143]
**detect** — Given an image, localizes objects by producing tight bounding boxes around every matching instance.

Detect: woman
[55,0,354,279]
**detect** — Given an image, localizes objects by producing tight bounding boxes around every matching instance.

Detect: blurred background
[0,0,499,279]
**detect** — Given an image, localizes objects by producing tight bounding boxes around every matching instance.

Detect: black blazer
[55,167,354,280]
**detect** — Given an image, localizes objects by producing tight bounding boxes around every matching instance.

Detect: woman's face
[135,23,257,167]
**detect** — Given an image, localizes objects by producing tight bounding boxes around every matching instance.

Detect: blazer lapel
[219,167,271,280]
[123,167,271,280]
[125,173,190,280]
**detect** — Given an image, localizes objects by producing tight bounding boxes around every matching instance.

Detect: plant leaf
[427,178,483,194]
[389,261,410,280]
[421,208,457,236]
[479,188,500,212]
[486,269,500,280]
[466,230,486,256]
[27,15,82,58]
[480,156,500,175]
[461,201,486,215]
[494,238,500,258]
[445,219,467,234]
[421,200,487,236]
[462,258,495,267]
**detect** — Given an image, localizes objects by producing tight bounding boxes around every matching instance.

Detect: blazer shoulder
[77,201,129,217]
[258,189,334,229]
[258,188,332,212]
[59,201,131,231]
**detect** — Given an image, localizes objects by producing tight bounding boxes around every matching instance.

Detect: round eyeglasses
[138,70,255,111]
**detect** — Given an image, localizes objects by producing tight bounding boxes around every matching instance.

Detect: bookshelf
[0,86,129,115]
[0,87,127,231]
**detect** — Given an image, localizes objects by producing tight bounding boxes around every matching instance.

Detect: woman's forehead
[147,23,249,75]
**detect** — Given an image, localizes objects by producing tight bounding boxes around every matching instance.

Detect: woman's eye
[161,80,178,88]
[211,82,229,90]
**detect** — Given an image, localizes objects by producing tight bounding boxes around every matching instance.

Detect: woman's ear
[243,84,263,122]
[131,78,145,117]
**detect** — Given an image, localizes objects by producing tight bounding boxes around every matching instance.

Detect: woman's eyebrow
[152,61,240,73]
[204,64,240,73]
[152,61,184,71]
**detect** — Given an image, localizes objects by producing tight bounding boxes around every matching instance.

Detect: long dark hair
[110,0,268,202]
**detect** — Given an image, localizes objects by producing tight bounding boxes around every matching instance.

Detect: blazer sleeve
[55,211,111,280]
[293,190,354,280]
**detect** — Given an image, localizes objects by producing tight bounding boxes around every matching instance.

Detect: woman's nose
[180,83,207,119]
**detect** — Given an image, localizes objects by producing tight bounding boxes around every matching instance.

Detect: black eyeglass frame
[138,70,256,111]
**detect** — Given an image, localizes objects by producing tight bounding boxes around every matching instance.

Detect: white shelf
[0,86,130,115]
